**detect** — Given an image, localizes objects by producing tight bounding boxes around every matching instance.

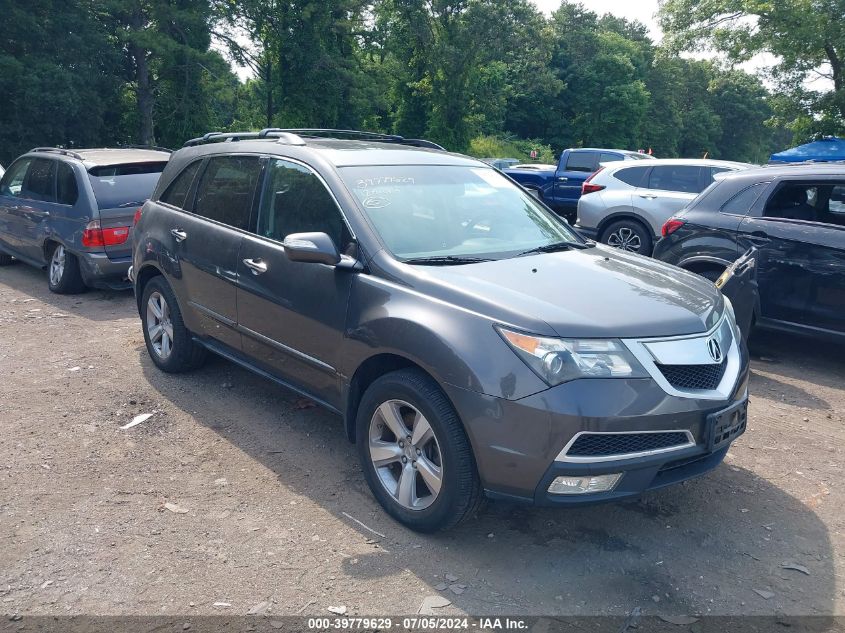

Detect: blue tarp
[769,136,845,163]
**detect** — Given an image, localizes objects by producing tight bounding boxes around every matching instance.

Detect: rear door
[634,165,705,236]
[553,150,598,208]
[237,157,356,407]
[87,162,167,260]
[16,158,57,261]
[166,155,263,351]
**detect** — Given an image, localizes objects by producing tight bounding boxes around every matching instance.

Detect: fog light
[548,473,622,495]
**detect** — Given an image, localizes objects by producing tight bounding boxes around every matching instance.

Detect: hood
[402,245,724,339]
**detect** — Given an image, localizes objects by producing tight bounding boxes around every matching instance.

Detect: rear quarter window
[720,182,768,215]
[613,166,647,187]
[88,162,166,210]
[159,161,202,210]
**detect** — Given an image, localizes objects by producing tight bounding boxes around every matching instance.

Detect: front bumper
[442,340,749,506]
[573,224,599,240]
[77,251,132,290]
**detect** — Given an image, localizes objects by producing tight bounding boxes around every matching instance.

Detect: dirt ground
[1,261,844,621]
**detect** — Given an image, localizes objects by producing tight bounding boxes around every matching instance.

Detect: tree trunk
[824,45,845,122]
[265,53,273,127]
[129,6,155,145]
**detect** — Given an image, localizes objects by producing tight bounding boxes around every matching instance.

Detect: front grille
[567,432,691,457]
[657,361,727,390]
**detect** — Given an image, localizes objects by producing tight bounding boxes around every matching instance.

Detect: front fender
[342,274,548,401]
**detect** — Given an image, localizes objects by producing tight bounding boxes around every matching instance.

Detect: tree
[659,0,845,138]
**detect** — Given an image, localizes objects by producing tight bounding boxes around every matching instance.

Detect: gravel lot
[1,262,844,621]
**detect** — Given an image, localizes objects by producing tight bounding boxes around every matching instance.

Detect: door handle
[557,176,568,182]
[638,194,658,199]
[170,229,187,242]
[242,257,268,275]
[746,230,769,246]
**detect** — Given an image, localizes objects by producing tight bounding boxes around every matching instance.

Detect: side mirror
[282,232,341,266]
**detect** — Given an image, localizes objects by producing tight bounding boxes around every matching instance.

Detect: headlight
[496,326,648,386]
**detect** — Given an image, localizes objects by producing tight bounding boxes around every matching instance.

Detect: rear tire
[141,276,207,373]
[356,368,483,532]
[47,243,87,294]
[601,219,653,255]
[0,252,13,266]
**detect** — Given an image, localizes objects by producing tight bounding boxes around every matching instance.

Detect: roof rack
[764,159,845,166]
[183,128,445,151]
[30,147,84,160]
[120,144,173,153]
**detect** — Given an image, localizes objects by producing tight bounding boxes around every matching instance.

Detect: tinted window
[648,166,703,193]
[829,185,845,215]
[614,166,647,187]
[89,162,167,177]
[194,156,262,230]
[564,152,598,173]
[22,159,56,202]
[257,159,351,249]
[88,171,163,210]
[56,162,78,206]
[599,152,623,164]
[0,158,33,197]
[721,183,766,215]
[160,161,202,210]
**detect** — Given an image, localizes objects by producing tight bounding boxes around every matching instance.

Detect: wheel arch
[344,353,444,444]
[597,211,656,240]
[134,263,165,315]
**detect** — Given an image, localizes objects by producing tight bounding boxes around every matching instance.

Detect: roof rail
[120,144,173,153]
[29,147,84,160]
[183,128,445,151]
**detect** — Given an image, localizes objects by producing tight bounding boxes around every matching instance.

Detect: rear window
[88,162,166,210]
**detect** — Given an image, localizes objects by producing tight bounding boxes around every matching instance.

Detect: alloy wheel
[49,245,65,286]
[146,291,174,360]
[368,399,443,511]
[607,227,642,252]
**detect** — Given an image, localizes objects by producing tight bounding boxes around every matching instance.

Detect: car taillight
[661,218,686,237]
[133,207,143,226]
[581,168,605,195]
[81,220,131,247]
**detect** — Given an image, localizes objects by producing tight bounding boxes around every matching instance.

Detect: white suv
[575,158,752,255]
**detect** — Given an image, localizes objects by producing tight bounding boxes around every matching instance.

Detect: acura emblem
[707,337,723,363]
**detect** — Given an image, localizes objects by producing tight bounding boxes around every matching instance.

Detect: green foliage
[468,135,555,163]
[659,0,845,140]
[0,0,811,165]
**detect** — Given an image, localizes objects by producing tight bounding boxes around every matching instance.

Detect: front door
[737,179,845,334]
[237,157,356,408]
[0,157,34,255]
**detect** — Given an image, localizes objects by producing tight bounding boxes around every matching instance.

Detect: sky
[529,0,662,38]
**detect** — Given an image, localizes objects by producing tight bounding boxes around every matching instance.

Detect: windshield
[339,165,581,261]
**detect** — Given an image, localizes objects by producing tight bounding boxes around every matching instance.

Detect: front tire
[141,276,206,373]
[601,219,653,255]
[356,369,482,532]
[47,244,86,294]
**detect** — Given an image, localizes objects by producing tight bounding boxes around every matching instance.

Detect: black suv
[653,163,845,340]
[131,129,749,532]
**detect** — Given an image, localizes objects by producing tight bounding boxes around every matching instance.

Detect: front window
[339,165,581,261]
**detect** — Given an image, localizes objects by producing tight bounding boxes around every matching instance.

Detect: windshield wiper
[516,241,593,257]
[402,255,496,266]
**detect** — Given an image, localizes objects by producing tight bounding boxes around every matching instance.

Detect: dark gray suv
[131,129,750,532]
[0,147,169,292]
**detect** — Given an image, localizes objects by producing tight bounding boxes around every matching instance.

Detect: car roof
[23,148,170,168]
[602,158,753,170]
[176,138,485,168]
[726,162,845,179]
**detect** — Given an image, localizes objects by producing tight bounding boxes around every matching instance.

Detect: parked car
[504,148,655,222]
[132,128,749,532]
[0,147,169,293]
[575,159,752,255]
[653,163,845,340]
[480,157,520,170]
